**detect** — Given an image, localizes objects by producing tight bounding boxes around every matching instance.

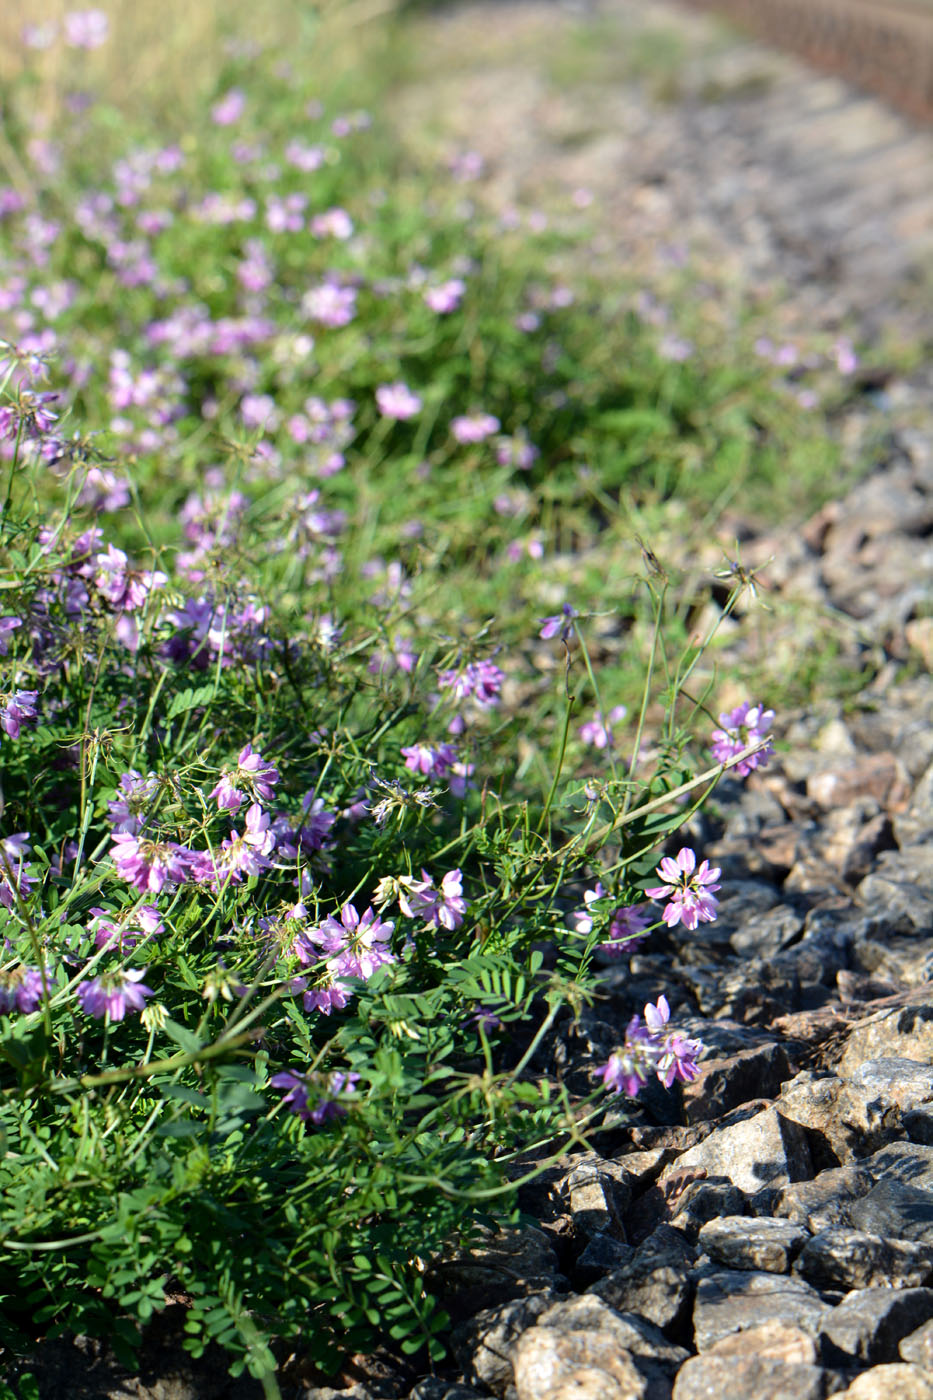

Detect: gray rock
[836,1006,933,1079]
[451,1293,556,1397]
[776,1070,860,1167]
[895,758,933,846]
[661,1107,812,1197]
[511,1295,687,1400]
[794,1228,933,1290]
[900,1316,933,1366]
[668,1179,748,1241]
[770,1163,874,1231]
[864,1141,933,1192]
[682,1042,793,1125]
[692,1269,828,1351]
[697,1216,807,1273]
[588,1228,694,1334]
[573,1232,636,1286]
[566,1163,624,1244]
[431,1225,565,1311]
[730,905,803,959]
[903,1108,933,1145]
[835,1365,933,1400]
[856,850,933,932]
[671,1353,830,1400]
[839,1058,933,1136]
[821,1286,933,1364]
[846,1178,933,1245]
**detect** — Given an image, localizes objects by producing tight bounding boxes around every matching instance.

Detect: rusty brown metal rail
[679,0,933,121]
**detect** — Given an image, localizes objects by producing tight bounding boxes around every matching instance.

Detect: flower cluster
[596,996,703,1098]
[710,700,775,777]
[646,848,721,931]
[571,884,653,957]
[271,1067,360,1125]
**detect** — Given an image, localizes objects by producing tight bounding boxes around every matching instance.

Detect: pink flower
[0,689,38,739]
[645,848,721,931]
[0,964,45,1013]
[424,279,465,314]
[319,903,395,981]
[451,413,500,444]
[210,743,280,812]
[310,208,354,240]
[399,869,467,930]
[77,968,153,1021]
[578,705,627,750]
[211,89,246,126]
[375,382,422,421]
[401,742,457,778]
[710,701,775,777]
[110,834,192,893]
[63,10,109,49]
[302,280,357,328]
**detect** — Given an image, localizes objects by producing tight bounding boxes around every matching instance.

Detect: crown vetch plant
[0,14,787,1394]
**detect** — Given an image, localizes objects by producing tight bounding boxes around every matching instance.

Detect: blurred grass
[0,0,396,131]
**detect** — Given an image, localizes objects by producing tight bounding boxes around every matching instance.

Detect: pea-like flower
[596,996,703,1098]
[645,848,720,931]
[710,701,775,777]
[271,1068,360,1124]
[0,964,45,1014]
[77,968,153,1022]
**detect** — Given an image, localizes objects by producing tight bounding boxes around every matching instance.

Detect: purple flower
[424,279,465,314]
[211,804,275,887]
[572,886,653,957]
[0,689,38,739]
[89,903,162,954]
[63,9,109,48]
[578,705,627,750]
[399,869,467,931]
[77,968,153,1021]
[375,382,422,421]
[107,770,158,835]
[645,848,721,931]
[401,742,456,778]
[301,969,354,1015]
[710,701,775,777]
[596,995,703,1098]
[210,743,280,812]
[451,413,500,444]
[211,88,245,126]
[0,833,36,909]
[0,964,45,1014]
[368,636,418,677]
[600,904,653,958]
[95,544,166,612]
[0,617,22,656]
[596,1015,656,1098]
[319,903,395,981]
[438,660,504,709]
[539,604,578,640]
[271,1068,360,1124]
[111,834,193,893]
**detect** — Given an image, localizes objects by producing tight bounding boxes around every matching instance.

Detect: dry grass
[0,0,397,131]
